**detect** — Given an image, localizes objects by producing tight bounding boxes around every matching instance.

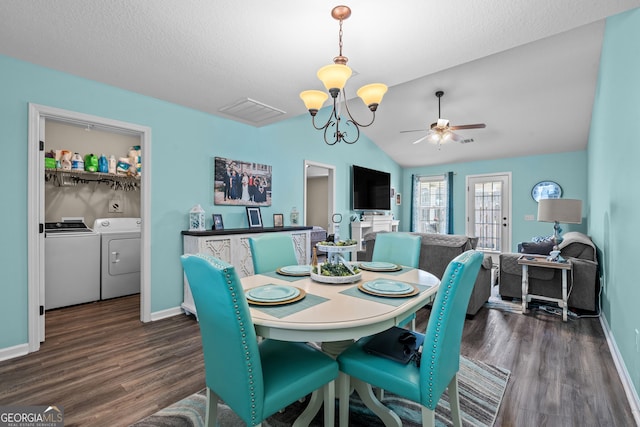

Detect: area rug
[131,357,509,427]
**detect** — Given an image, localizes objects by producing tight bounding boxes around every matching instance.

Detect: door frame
[27,103,152,353]
[465,172,512,258]
[303,160,335,234]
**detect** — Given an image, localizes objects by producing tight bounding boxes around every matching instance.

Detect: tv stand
[351,214,399,252]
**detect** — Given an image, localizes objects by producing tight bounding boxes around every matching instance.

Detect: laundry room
[44,119,142,310]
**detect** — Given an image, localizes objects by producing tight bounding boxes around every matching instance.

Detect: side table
[517,254,573,321]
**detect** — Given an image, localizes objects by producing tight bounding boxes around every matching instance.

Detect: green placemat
[340,282,433,306]
[250,293,329,318]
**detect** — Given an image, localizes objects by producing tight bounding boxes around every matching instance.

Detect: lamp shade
[317,64,352,91]
[300,90,329,111]
[537,199,582,224]
[356,83,388,107]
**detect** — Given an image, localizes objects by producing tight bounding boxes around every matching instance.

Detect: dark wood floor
[0,293,635,426]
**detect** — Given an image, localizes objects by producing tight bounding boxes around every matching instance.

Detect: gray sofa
[359,231,493,317]
[499,231,599,312]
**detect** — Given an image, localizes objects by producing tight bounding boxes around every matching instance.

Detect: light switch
[524,214,534,221]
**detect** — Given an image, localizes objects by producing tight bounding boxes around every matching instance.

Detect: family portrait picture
[213,157,272,206]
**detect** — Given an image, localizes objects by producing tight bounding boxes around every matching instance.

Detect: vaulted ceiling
[1,1,638,166]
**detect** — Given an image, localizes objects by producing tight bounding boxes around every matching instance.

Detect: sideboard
[181,226,312,316]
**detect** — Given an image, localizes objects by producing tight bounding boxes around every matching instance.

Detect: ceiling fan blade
[449,123,486,130]
[400,129,427,134]
[411,135,429,145]
[448,132,464,143]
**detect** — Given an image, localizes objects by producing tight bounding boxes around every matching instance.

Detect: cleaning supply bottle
[98,154,108,173]
[108,155,117,174]
[71,152,84,171]
[84,153,98,172]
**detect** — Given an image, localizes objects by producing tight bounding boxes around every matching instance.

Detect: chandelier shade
[300,5,386,145]
[356,83,388,109]
[299,90,329,113]
[317,64,352,91]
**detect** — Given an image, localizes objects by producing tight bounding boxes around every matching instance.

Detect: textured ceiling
[1,1,638,167]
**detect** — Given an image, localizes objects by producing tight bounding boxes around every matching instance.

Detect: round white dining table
[241,266,440,345]
[240,266,441,427]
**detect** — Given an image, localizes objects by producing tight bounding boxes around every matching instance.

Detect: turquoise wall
[402,150,588,251]
[589,8,640,397]
[0,54,400,349]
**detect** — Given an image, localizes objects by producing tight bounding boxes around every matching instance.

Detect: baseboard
[600,314,640,425]
[150,306,185,321]
[0,343,29,363]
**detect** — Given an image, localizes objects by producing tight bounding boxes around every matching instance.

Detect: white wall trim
[0,344,29,363]
[27,103,152,356]
[600,314,640,424]
[150,307,185,321]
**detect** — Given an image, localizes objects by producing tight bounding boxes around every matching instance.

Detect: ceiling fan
[402,90,486,146]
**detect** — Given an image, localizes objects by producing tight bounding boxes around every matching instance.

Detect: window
[412,174,451,234]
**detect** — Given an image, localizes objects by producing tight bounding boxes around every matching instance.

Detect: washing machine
[45,219,101,309]
[93,217,141,299]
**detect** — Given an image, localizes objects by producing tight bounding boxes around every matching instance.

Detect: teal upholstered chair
[371,232,422,268]
[180,254,338,427]
[337,250,483,427]
[249,233,299,274]
[372,232,422,329]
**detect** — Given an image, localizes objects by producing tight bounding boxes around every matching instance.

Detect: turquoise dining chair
[249,233,299,274]
[180,254,338,427]
[371,232,422,268]
[337,250,484,427]
[372,232,422,329]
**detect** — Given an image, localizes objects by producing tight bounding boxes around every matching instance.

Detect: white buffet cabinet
[351,214,400,252]
[182,226,312,317]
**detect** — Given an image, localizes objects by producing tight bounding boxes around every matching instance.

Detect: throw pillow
[520,241,555,255]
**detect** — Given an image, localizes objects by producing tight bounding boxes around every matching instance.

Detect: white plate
[246,285,300,302]
[280,265,312,274]
[360,261,398,270]
[363,279,413,295]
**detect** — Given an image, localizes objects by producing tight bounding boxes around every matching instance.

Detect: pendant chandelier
[299,5,387,145]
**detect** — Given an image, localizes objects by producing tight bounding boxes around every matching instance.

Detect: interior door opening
[28,104,152,353]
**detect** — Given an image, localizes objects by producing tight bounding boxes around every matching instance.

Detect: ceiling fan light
[428,133,441,144]
[300,90,329,113]
[317,64,352,92]
[356,83,388,110]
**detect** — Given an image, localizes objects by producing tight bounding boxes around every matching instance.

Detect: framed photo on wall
[212,214,224,230]
[273,213,284,227]
[246,207,263,228]
[213,157,272,206]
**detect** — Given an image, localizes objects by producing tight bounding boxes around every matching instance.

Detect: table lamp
[537,198,582,249]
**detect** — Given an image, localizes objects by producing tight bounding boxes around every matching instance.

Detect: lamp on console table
[537,198,582,250]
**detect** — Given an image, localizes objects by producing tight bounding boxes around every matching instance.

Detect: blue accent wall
[0,54,400,349]
[402,150,588,251]
[589,8,640,397]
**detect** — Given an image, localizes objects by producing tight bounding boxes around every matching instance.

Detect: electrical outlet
[108,199,123,213]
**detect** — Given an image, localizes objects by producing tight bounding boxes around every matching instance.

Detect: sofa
[499,231,599,312]
[359,231,493,317]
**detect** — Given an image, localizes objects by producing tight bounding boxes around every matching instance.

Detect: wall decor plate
[531,181,562,202]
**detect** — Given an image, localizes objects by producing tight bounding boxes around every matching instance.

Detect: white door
[466,173,511,257]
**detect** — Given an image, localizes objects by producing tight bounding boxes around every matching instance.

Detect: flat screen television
[352,165,391,211]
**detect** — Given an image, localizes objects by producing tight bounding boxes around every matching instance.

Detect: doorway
[303,160,335,234]
[465,173,511,263]
[27,103,152,353]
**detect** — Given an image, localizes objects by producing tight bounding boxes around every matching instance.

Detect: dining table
[240,262,441,426]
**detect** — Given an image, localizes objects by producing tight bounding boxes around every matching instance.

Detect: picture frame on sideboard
[246,207,263,228]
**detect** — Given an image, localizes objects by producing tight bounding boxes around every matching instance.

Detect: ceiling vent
[219,98,286,124]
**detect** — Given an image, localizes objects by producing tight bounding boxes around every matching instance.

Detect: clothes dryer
[93,218,141,299]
